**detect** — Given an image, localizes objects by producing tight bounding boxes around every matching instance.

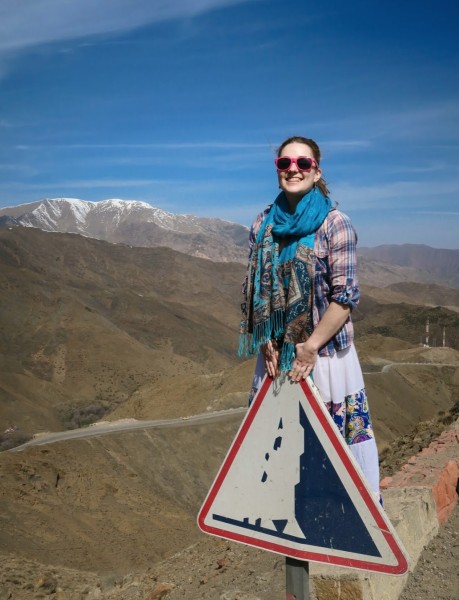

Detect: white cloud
[0,0,255,54]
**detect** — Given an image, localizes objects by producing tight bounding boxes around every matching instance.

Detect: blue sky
[0,0,458,248]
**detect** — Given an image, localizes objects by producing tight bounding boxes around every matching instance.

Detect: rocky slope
[0,400,457,600]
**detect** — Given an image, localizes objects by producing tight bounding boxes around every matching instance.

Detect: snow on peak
[3,197,243,237]
[36,198,93,227]
[98,199,152,210]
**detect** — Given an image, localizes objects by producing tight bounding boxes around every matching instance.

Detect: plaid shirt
[247,206,359,357]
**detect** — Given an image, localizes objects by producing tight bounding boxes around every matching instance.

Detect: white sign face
[198,376,409,575]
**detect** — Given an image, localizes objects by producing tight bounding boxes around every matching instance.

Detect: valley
[0,213,458,599]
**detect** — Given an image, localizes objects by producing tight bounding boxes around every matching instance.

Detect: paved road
[363,361,458,375]
[11,407,247,452]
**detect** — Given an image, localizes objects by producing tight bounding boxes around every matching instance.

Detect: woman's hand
[288,340,318,382]
[288,302,351,382]
[261,339,280,378]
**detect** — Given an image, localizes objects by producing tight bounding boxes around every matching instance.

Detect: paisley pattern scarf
[239,188,332,371]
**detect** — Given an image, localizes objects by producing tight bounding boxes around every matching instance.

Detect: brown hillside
[0,358,457,582]
[2,226,459,438]
[0,416,243,574]
[353,297,459,350]
[106,358,256,421]
[0,227,246,434]
[362,282,459,312]
[359,244,459,284]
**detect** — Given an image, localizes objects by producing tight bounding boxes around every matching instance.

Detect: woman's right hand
[261,339,280,378]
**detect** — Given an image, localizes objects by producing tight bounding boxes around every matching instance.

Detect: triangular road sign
[198,375,409,575]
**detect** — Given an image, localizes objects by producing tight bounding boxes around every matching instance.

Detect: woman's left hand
[288,340,318,382]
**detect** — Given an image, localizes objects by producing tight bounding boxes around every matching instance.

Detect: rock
[34,574,58,594]
[145,582,174,599]
[216,558,230,569]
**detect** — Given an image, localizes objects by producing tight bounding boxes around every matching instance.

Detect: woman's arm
[289,211,358,382]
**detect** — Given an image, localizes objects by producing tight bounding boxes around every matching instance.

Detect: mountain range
[358,245,459,288]
[1,199,458,438]
[1,198,458,288]
[0,197,249,263]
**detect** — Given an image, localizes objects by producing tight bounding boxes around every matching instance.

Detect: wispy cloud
[415,210,459,216]
[323,140,372,149]
[15,141,269,150]
[2,178,161,191]
[373,102,459,142]
[0,0,256,54]
[309,101,459,145]
[391,162,450,175]
[333,179,459,211]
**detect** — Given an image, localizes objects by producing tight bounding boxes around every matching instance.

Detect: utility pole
[425,318,430,347]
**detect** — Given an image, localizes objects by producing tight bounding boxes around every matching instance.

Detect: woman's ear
[314,167,322,183]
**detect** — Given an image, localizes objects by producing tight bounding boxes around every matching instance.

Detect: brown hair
[276,136,330,197]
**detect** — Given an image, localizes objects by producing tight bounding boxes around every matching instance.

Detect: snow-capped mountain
[0,198,249,263]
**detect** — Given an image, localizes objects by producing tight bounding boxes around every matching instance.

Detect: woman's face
[277,142,322,201]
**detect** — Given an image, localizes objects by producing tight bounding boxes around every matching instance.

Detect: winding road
[10,361,457,453]
[11,407,247,452]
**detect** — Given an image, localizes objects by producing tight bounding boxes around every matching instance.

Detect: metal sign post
[286,557,309,600]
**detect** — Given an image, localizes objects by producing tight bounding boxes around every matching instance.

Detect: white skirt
[248,344,380,496]
[313,344,365,404]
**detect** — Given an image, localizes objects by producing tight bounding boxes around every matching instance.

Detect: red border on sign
[197,377,409,575]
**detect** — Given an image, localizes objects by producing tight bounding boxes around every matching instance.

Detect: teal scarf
[239,187,332,371]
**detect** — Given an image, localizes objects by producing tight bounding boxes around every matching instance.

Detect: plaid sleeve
[327,211,360,310]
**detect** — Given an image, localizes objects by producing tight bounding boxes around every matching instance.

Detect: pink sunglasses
[274,156,318,172]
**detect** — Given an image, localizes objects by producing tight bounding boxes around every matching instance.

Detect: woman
[239,136,380,498]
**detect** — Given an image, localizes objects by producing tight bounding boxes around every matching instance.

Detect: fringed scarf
[238,187,332,371]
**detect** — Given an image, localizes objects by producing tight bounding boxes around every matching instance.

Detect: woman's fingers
[288,342,317,382]
[263,341,317,380]
[288,359,313,382]
[262,342,280,378]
